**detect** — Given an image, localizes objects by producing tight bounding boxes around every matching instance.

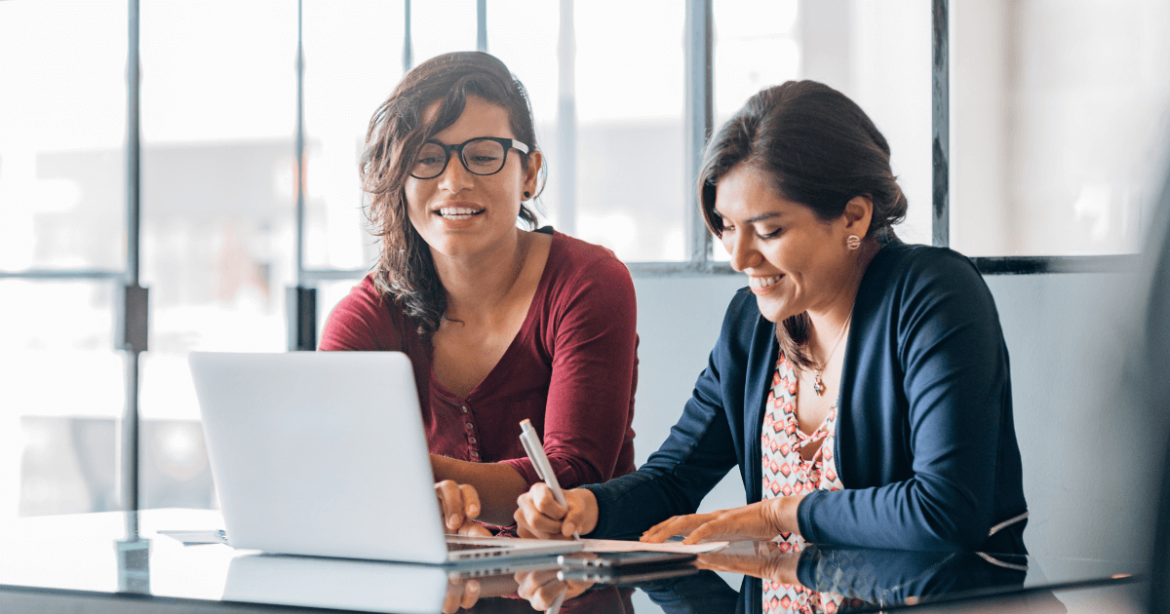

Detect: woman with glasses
[514,81,1028,559]
[320,52,638,535]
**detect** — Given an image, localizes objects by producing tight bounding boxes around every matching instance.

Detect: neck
[804,240,881,361]
[431,229,530,321]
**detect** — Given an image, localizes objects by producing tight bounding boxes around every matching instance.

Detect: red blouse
[318,231,638,490]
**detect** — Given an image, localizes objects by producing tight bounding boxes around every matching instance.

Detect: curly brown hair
[360,51,544,337]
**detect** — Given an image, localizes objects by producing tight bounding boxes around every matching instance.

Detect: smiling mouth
[748,275,783,292]
[434,206,485,220]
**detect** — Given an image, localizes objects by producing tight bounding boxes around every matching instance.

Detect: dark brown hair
[698,80,908,371]
[360,51,543,337]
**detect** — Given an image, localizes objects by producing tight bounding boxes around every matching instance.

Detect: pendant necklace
[811,312,853,395]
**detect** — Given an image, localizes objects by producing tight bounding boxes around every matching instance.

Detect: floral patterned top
[761,353,862,613]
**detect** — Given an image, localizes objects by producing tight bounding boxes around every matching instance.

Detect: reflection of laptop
[189,351,581,565]
[223,552,564,613]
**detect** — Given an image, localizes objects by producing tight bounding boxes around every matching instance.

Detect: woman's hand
[515,484,599,540]
[514,569,594,611]
[435,480,492,537]
[641,495,806,545]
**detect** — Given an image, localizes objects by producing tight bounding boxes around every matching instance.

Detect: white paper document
[579,538,728,554]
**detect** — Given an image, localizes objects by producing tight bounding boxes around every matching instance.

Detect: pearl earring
[847,235,861,250]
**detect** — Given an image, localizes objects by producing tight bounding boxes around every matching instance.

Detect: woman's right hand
[514,484,599,539]
[435,479,492,537]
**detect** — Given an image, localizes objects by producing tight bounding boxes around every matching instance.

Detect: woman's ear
[843,195,874,239]
[523,150,543,195]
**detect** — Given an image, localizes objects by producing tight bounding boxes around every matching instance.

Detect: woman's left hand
[640,495,807,545]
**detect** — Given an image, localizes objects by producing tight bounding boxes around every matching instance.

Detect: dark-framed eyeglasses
[409,137,530,180]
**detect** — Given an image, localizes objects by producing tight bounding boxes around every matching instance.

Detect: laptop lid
[191,351,452,563]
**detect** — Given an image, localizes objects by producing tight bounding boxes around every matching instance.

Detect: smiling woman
[515,81,1029,567]
[318,52,639,533]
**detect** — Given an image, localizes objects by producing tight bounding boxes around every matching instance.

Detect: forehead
[713,164,805,220]
[425,95,516,144]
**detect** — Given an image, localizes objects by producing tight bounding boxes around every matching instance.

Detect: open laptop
[188,351,582,565]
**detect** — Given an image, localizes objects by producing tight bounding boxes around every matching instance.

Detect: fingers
[435,481,483,533]
[641,514,706,543]
[514,500,571,540]
[457,519,492,538]
[681,520,722,545]
[515,483,570,540]
[514,570,568,611]
[435,480,464,532]
[442,579,480,614]
[460,579,481,610]
[457,483,481,520]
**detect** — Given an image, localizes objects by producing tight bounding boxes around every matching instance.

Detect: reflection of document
[581,539,727,554]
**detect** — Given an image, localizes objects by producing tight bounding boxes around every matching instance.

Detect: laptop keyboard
[447,541,509,552]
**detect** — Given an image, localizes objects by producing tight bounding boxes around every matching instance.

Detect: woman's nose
[727,234,761,272]
[437,155,474,193]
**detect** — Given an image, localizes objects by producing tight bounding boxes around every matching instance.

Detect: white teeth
[749,275,782,290]
[437,207,483,219]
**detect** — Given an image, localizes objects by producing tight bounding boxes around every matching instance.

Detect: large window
[2,0,1164,520]
[950,0,1170,256]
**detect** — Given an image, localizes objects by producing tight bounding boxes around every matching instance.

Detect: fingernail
[469,505,479,516]
[448,515,459,527]
[563,522,575,536]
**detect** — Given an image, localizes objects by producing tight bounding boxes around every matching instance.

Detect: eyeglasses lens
[461,139,506,175]
[413,143,448,179]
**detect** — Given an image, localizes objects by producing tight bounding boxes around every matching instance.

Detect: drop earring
[847,235,861,250]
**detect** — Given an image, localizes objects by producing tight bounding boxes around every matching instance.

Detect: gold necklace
[811,312,852,395]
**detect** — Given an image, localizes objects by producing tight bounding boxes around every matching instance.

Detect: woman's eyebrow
[744,212,784,224]
[712,211,783,223]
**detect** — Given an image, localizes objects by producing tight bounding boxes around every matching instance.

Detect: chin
[755,299,798,324]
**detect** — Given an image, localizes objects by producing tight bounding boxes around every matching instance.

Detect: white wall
[630,267,1157,558]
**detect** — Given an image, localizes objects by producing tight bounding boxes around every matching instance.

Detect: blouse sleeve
[797,251,1015,551]
[581,292,752,540]
[499,256,640,489]
[318,277,403,352]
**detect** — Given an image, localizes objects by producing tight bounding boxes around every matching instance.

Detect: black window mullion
[932,0,950,248]
[684,0,713,267]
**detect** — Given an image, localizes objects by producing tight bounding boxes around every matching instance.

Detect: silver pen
[518,419,580,540]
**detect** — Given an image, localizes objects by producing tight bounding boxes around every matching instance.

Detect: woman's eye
[720,221,736,233]
[758,228,782,240]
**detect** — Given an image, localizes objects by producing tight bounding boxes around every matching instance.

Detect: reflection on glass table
[0,510,1142,614]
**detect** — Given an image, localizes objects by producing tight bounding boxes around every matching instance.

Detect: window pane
[711,0,801,262]
[798,0,933,248]
[303,0,404,271]
[412,0,478,64]
[711,0,931,262]
[951,0,1170,256]
[714,0,801,123]
[0,280,122,520]
[138,2,298,509]
[573,0,687,261]
[0,1,126,271]
[486,0,560,229]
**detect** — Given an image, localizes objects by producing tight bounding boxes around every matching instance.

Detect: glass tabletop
[0,510,1142,614]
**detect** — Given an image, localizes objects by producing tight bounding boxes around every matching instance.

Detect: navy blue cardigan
[585,242,1028,553]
